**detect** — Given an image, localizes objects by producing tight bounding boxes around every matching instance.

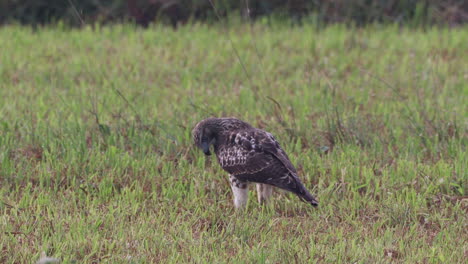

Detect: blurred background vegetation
[0,0,467,27]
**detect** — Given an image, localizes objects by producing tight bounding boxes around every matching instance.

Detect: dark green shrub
[0,0,466,27]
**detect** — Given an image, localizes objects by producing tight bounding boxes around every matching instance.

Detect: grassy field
[0,23,467,263]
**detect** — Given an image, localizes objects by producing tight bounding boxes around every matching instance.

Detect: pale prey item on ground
[36,251,59,264]
[192,117,318,209]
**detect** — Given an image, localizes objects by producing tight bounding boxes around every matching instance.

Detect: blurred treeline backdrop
[1,0,467,27]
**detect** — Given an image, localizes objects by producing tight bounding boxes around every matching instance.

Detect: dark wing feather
[216,130,274,176]
[216,129,297,179]
[258,131,298,174]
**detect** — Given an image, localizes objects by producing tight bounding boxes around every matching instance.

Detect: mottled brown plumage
[193,117,318,207]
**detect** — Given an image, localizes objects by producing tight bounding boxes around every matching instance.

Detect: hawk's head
[192,117,251,156]
[192,118,220,156]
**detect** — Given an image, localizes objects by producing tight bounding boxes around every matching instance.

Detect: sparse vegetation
[0,24,467,263]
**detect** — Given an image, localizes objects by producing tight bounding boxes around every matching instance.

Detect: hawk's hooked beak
[201,141,211,156]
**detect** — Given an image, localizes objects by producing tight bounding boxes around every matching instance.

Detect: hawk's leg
[229,175,249,209]
[256,184,273,204]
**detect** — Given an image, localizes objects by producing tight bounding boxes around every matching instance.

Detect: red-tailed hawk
[192,117,318,209]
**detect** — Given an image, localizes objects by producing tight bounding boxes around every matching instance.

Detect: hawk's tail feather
[260,172,319,207]
[292,179,318,207]
[298,190,319,207]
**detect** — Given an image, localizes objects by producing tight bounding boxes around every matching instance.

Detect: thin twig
[67,0,85,26]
